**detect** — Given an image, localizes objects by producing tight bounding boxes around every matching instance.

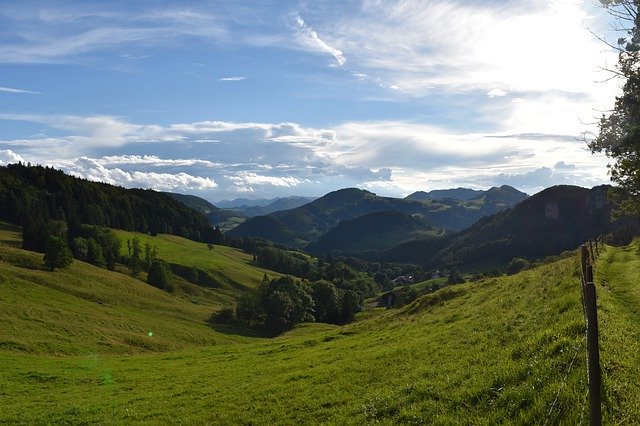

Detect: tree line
[0,163,220,243]
[234,275,370,335]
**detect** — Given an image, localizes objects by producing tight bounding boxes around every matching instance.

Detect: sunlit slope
[112,229,280,292]
[594,239,640,423]
[1,253,595,423]
[0,222,250,355]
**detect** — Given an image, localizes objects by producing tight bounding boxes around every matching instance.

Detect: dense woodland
[0,163,222,245]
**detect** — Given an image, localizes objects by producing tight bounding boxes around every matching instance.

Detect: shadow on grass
[207,314,269,338]
[0,221,23,248]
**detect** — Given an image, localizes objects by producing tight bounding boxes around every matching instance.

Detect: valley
[2,216,640,422]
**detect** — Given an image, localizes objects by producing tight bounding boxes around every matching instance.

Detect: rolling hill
[305,210,442,255]
[379,184,636,270]
[228,186,527,250]
[406,185,528,204]
[3,214,640,422]
[0,163,218,243]
[164,192,245,232]
[406,187,484,201]
[222,196,317,217]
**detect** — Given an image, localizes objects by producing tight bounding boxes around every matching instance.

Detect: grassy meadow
[1,220,639,423]
[112,229,281,294]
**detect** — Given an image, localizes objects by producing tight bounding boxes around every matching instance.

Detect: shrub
[507,257,530,275]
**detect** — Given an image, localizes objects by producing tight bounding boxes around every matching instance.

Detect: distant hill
[0,163,219,243]
[164,192,218,213]
[216,197,276,209]
[379,185,635,270]
[407,185,528,204]
[305,210,441,255]
[164,191,242,231]
[229,187,528,249]
[229,188,430,246]
[228,196,317,217]
[406,187,484,201]
[227,215,302,247]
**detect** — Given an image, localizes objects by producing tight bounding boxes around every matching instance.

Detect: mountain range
[218,196,318,217]
[378,184,637,270]
[228,185,529,251]
[5,164,630,274]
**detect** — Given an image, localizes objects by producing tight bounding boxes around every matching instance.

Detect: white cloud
[0,114,610,198]
[487,89,507,98]
[226,171,305,188]
[0,5,227,63]
[293,14,346,66]
[0,86,41,94]
[218,76,246,81]
[63,157,218,190]
[98,154,223,168]
[324,0,615,96]
[0,149,25,165]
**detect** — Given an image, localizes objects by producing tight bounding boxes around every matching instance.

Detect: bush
[210,307,236,324]
[507,257,530,275]
[446,268,465,285]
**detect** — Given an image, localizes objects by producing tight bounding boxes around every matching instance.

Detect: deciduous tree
[43,235,73,271]
[590,0,640,216]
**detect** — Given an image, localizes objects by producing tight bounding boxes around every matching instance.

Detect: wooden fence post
[581,245,588,285]
[585,281,602,426]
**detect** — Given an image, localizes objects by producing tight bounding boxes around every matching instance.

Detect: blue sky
[0,0,623,201]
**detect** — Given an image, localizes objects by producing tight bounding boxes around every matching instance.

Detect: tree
[147,259,171,290]
[128,237,142,277]
[86,238,106,267]
[589,1,640,216]
[43,235,73,271]
[70,237,89,261]
[447,268,465,285]
[311,280,341,324]
[144,242,157,270]
[507,257,530,275]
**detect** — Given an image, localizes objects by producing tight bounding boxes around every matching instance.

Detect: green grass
[2,220,640,423]
[0,223,250,356]
[593,240,640,423]
[112,230,280,294]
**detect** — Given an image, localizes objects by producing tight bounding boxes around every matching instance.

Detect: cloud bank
[0,113,609,198]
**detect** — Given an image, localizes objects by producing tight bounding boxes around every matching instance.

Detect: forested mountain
[164,192,218,213]
[378,185,636,270]
[406,187,484,201]
[305,211,440,255]
[228,186,527,249]
[405,185,527,203]
[226,196,317,217]
[164,191,242,229]
[0,163,219,243]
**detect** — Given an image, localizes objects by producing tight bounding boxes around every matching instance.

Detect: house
[375,289,402,307]
[392,275,414,285]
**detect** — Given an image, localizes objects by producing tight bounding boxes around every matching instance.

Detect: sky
[0,0,626,202]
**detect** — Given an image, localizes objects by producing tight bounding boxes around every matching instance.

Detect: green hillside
[306,210,441,255]
[2,219,639,423]
[229,187,527,251]
[111,229,281,293]
[0,222,241,356]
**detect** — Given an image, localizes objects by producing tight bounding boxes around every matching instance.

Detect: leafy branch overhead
[590,0,640,216]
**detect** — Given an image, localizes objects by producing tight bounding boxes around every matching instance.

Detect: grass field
[112,229,281,294]
[1,221,639,423]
